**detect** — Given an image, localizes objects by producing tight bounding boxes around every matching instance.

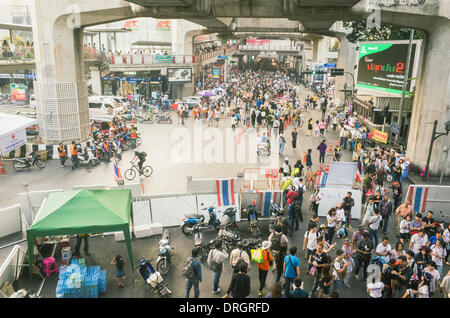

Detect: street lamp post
[424,120,449,180]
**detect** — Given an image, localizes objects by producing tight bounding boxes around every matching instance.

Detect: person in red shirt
[257,241,274,297]
[286,187,299,205]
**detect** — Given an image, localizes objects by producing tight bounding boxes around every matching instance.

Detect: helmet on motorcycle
[252,200,256,205]
[285,157,289,162]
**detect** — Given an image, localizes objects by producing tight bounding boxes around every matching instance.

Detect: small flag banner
[216,179,236,206]
[113,154,123,185]
[407,186,429,214]
[315,172,328,190]
[259,191,282,217]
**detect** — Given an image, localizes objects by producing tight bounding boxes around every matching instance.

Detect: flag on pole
[216,179,236,206]
[259,191,281,217]
[113,154,124,185]
[407,186,429,213]
[356,154,363,183]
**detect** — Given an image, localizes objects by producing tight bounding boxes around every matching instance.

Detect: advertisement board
[167,68,192,83]
[156,20,171,31]
[10,83,26,101]
[371,129,388,144]
[356,40,422,96]
[212,68,220,79]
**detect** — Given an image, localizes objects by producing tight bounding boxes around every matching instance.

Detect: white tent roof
[0,113,37,139]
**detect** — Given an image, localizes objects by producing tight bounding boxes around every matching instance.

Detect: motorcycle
[222,207,238,231]
[244,208,261,238]
[77,146,100,168]
[156,230,172,276]
[136,258,172,297]
[207,223,242,253]
[181,205,220,235]
[191,223,208,262]
[138,113,155,124]
[241,237,262,256]
[13,152,45,172]
[155,113,172,124]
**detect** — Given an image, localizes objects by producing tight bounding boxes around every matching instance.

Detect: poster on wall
[356,40,422,96]
[10,83,26,101]
[167,68,192,83]
[371,129,388,144]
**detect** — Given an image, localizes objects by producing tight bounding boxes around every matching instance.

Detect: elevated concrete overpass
[30,0,450,176]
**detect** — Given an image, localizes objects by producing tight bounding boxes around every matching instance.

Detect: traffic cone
[302,151,307,163]
[325,164,329,172]
[0,160,4,175]
[131,114,135,125]
[328,142,333,152]
[284,121,287,129]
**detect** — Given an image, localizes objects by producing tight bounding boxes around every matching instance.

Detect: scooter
[155,113,173,124]
[269,202,282,233]
[244,208,261,238]
[77,147,99,168]
[138,113,155,124]
[13,152,45,172]
[156,230,172,276]
[136,258,172,297]
[191,223,208,262]
[222,207,238,231]
[181,206,220,235]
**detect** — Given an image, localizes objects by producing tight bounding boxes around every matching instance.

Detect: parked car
[182,96,202,109]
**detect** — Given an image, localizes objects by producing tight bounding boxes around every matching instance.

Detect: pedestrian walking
[73,233,89,256]
[283,246,301,297]
[207,239,229,294]
[257,241,273,296]
[306,149,313,171]
[279,133,286,155]
[291,128,298,150]
[317,139,327,164]
[184,247,202,298]
[224,262,250,298]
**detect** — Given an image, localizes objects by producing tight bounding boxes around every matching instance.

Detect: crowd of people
[177,68,449,299]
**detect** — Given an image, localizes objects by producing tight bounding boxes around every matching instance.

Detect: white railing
[108,47,237,66]
[239,44,302,51]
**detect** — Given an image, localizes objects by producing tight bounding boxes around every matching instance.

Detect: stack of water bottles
[55,258,107,298]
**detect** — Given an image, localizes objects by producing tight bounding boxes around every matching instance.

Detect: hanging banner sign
[156,21,171,31]
[0,129,27,154]
[371,129,388,144]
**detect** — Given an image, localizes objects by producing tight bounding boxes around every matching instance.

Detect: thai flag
[407,186,429,214]
[316,172,327,189]
[113,154,123,185]
[259,191,282,217]
[216,179,236,206]
[356,155,363,183]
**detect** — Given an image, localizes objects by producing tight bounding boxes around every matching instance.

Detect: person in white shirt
[368,209,383,246]
[430,240,447,277]
[399,214,412,246]
[303,225,319,271]
[423,261,441,295]
[362,197,375,227]
[440,270,450,298]
[326,208,338,243]
[367,274,384,298]
[375,237,392,265]
[409,229,429,256]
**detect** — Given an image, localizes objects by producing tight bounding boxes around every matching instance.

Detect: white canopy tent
[0,113,37,155]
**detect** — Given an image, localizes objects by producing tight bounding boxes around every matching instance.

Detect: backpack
[271,232,283,251]
[297,185,304,200]
[182,258,196,279]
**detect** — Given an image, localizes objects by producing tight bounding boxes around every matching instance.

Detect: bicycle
[124,161,153,181]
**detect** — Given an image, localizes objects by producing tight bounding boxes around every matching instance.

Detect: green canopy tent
[26,189,134,278]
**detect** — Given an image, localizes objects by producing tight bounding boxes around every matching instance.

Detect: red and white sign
[246,39,270,46]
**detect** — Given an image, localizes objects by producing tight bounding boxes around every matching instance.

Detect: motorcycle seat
[242,238,260,246]
[185,214,204,220]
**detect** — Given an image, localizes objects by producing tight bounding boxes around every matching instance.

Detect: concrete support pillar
[406,19,450,177]
[31,1,90,143]
[312,38,319,62]
[335,36,357,104]
[89,66,102,95]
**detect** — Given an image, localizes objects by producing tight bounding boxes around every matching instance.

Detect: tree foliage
[343,20,424,43]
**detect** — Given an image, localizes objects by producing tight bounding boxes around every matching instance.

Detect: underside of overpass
[30,0,450,176]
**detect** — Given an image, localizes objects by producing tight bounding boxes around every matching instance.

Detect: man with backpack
[268,225,289,270]
[184,247,202,298]
[230,241,251,274]
[303,224,320,270]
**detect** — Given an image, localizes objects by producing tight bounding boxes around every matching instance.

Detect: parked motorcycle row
[182,204,263,263]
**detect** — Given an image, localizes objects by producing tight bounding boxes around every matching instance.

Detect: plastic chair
[43,257,59,277]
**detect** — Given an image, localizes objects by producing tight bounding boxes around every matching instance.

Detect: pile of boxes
[56,259,107,298]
